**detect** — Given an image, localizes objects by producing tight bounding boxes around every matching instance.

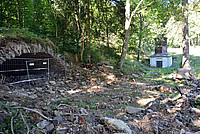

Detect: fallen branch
[20,112,29,134]
[11,109,19,134]
[11,116,14,134]
[13,107,53,121]
[175,85,184,95]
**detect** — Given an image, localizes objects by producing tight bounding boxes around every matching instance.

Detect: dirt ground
[0,60,200,134]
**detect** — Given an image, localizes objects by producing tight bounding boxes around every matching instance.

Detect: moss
[0,27,57,50]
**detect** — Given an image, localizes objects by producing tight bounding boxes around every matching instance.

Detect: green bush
[0,27,53,46]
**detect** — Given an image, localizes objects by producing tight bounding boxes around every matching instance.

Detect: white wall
[150,57,172,68]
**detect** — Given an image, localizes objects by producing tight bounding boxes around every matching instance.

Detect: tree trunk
[137,13,143,61]
[74,0,82,62]
[105,1,109,48]
[86,0,91,63]
[16,0,21,27]
[49,0,58,46]
[119,0,130,68]
[75,0,85,61]
[182,0,190,69]
[119,0,144,68]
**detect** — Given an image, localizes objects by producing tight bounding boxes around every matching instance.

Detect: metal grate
[156,61,162,68]
[0,56,66,88]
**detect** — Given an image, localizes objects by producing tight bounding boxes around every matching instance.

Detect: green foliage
[0,102,28,133]
[0,0,199,67]
[122,60,151,75]
[190,55,200,78]
[0,27,54,46]
[82,44,120,64]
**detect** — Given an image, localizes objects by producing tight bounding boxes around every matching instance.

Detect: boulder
[100,117,132,134]
[126,106,145,114]
[176,68,194,80]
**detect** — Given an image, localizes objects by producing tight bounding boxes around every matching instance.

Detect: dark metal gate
[0,56,66,88]
[156,61,162,68]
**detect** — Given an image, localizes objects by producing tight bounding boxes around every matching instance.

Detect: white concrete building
[150,53,172,68]
[150,37,172,68]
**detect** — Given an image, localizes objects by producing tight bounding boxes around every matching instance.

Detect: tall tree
[182,0,190,69]
[137,13,143,61]
[119,0,144,68]
[86,0,91,63]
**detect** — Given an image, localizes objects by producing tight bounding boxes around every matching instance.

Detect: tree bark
[16,0,21,27]
[86,0,91,63]
[137,13,143,61]
[119,0,130,68]
[74,0,85,61]
[182,0,190,69]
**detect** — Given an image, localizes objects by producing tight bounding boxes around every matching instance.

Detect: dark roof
[150,53,172,57]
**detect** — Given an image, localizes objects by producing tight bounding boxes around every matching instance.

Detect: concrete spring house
[150,37,172,68]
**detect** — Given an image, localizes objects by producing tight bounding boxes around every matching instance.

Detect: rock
[195,131,200,134]
[126,106,145,114]
[58,90,65,93]
[95,124,104,129]
[193,120,200,127]
[147,109,154,113]
[103,65,114,70]
[17,92,29,98]
[42,106,50,111]
[53,116,63,125]
[56,127,68,134]
[57,81,65,85]
[37,120,50,129]
[191,83,198,87]
[6,101,19,106]
[0,85,10,91]
[98,61,110,65]
[158,85,170,92]
[176,68,194,80]
[180,128,186,134]
[66,114,74,121]
[100,117,132,134]
[191,108,200,114]
[177,113,183,118]
[0,40,56,65]
[78,117,86,124]
[49,81,56,85]
[195,95,200,100]
[29,94,38,99]
[46,123,54,132]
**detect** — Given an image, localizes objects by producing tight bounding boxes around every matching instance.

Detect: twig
[20,112,29,134]
[11,116,14,134]
[13,107,53,121]
[11,109,19,134]
[175,85,184,95]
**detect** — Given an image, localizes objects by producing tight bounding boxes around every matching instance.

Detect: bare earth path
[0,59,200,133]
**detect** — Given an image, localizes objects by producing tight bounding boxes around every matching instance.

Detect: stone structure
[150,37,172,68]
[0,37,56,64]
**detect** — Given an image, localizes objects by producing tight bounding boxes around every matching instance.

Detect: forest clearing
[0,52,200,133]
[1,0,200,133]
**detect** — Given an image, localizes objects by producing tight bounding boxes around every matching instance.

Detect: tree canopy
[0,0,200,66]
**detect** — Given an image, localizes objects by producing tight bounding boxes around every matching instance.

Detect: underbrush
[122,53,200,80]
[0,27,54,47]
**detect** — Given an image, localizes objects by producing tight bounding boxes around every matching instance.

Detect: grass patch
[0,27,56,49]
